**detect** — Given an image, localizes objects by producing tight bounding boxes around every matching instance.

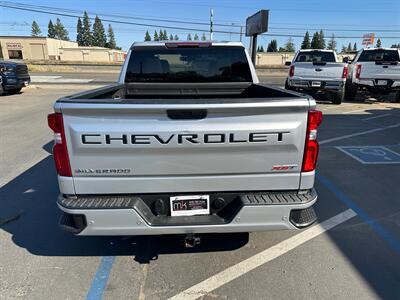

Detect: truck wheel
[10,88,22,94]
[0,84,3,96]
[285,79,295,91]
[345,80,357,101]
[395,90,400,103]
[332,89,344,105]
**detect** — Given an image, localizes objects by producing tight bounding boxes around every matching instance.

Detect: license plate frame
[170,195,210,217]
[376,80,388,86]
[311,81,321,87]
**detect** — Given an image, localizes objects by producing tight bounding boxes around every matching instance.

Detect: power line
[1,3,400,39]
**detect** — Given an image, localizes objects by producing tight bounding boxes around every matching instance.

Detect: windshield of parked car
[358,49,400,62]
[295,51,336,63]
[125,46,252,82]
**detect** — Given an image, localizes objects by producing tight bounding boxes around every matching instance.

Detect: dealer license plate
[170,195,210,217]
[311,81,321,87]
[376,80,388,86]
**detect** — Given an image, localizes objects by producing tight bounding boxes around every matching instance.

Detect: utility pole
[210,8,213,40]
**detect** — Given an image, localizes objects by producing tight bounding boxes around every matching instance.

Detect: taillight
[355,64,362,79]
[342,66,348,79]
[47,113,72,177]
[289,65,295,77]
[302,110,323,172]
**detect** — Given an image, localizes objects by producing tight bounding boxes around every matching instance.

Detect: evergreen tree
[301,31,311,49]
[163,30,168,40]
[107,24,116,49]
[76,18,84,46]
[278,47,286,52]
[353,42,357,51]
[267,40,278,52]
[144,30,151,41]
[341,45,347,53]
[82,11,92,46]
[47,20,56,38]
[346,42,352,52]
[174,34,179,40]
[327,34,337,51]
[187,33,192,41]
[376,38,382,47]
[285,37,295,52]
[194,33,199,40]
[318,30,325,49]
[31,21,41,37]
[92,16,106,47]
[54,18,69,40]
[154,30,159,41]
[310,32,319,49]
[201,33,206,41]
[260,45,264,52]
[169,34,173,40]
[159,29,164,40]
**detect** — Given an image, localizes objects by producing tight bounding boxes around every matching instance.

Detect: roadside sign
[337,146,400,164]
[362,33,375,47]
[6,42,23,50]
[246,10,269,36]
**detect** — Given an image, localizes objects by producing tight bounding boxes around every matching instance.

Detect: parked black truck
[0,61,30,95]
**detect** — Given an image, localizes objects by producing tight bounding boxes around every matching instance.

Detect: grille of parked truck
[48,41,322,237]
[345,48,400,102]
[285,49,348,104]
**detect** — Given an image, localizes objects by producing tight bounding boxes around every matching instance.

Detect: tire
[9,88,22,94]
[0,84,4,96]
[345,80,357,101]
[332,89,344,105]
[395,90,400,103]
[285,79,295,91]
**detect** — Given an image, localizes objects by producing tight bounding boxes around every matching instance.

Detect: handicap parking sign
[337,146,400,164]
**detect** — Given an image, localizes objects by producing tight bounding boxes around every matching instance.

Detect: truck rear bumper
[57,189,318,235]
[288,79,344,91]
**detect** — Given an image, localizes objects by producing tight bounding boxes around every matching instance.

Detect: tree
[376,38,382,48]
[31,21,41,37]
[341,45,347,53]
[353,42,357,51]
[310,31,319,49]
[92,16,106,47]
[163,30,168,40]
[154,30,159,41]
[54,18,69,40]
[346,42,352,52]
[76,18,84,45]
[174,34,179,40]
[327,34,337,51]
[318,30,325,49]
[301,31,311,49]
[169,34,173,40]
[144,30,151,41]
[391,44,400,48]
[47,20,56,38]
[194,34,199,40]
[81,11,92,46]
[278,47,286,52]
[285,37,295,52]
[201,33,206,41]
[187,33,192,41]
[267,40,278,52]
[107,24,117,49]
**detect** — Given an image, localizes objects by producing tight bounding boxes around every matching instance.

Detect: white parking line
[319,123,400,145]
[362,113,392,121]
[169,209,356,300]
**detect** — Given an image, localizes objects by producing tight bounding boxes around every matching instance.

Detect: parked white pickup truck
[285,49,348,104]
[48,41,322,245]
[345,48,400,102]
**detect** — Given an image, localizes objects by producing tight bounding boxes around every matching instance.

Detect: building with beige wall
[0,36,126,63]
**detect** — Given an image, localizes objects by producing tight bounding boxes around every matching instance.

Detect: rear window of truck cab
[295,51,336,63]
[358,49,400,62]
[125,46,252,83]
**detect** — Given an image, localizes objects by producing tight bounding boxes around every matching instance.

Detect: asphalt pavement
[1,81,400,300]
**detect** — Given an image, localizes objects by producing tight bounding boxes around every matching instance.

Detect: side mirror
[342,57,349,63]
[285,61,291,66]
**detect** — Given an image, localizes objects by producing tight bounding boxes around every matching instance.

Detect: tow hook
[184,234,201,248]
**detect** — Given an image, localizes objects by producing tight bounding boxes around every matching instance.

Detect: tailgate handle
[167,109,207,120]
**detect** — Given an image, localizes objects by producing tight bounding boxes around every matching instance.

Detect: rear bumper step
[57,189,318,235]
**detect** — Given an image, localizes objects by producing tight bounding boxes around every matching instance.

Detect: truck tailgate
[359,62,400,80]
[59,100,309,194]
[294,62,344,80]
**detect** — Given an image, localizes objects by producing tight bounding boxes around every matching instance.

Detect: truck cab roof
[130,41,245,49]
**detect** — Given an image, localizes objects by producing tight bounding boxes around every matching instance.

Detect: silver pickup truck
[285,49,348,104]
[48,41,322,242]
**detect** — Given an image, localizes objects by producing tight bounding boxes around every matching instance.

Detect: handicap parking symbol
[337,146,400,164]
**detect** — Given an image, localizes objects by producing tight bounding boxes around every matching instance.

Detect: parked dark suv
[0,61,31,95]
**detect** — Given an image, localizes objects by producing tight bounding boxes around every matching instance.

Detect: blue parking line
[318,174,400,253]
[86,256,116,300]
